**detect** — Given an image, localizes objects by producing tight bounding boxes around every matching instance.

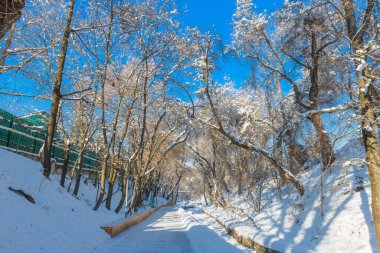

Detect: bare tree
[191,32,305,196]
[41,0,76,178]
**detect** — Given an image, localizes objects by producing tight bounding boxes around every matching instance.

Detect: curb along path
[101,201,175,237]
[94,206,247,253]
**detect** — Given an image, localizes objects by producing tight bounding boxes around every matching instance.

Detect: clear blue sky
[177,0,281,86]
[178,0,280,42]
[0,0,284,115]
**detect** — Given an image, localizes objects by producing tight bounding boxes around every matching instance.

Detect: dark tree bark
[0,0,25,39]
[308,31,335,168]
[73,151,84,196]
[93,154,110,210]
[115,168,129,214]
[42,0,76,178]
[105,96,123,210]
[341,0,380,249]
[60,144,71,187]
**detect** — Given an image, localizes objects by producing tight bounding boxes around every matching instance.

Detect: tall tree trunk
[42,0,76,178]
[341,0,380,249]
[353,58,380,251]
[125,60,149,215]
[93,0,113,211]
[308,31,335,169]
[60,144,71,187]
[106,97,123,210]
[359,89,380,250]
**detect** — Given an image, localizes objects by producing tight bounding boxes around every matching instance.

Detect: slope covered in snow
[0,148,127,253]
[0,148,250,253]
[188,138,379,252]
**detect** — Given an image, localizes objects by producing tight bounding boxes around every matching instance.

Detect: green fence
[0,109,100,171]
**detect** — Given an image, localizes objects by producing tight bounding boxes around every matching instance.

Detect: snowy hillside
[187,139,379,252]
[0,148,252,253]
[0,148,126,253]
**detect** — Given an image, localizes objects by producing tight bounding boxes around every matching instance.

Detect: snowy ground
[94,206,249,253]
[191,139,379,253]
[0,148,247,253]
[180,208,251,253]
[0,148,126,253]
[2,139,377,253]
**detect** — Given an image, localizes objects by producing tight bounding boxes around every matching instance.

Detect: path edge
[203,210,281,253]
[101,201,175,237]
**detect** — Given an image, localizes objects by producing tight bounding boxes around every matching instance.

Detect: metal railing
[0,109,101,171]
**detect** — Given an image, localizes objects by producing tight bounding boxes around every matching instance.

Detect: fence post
[16,133,20,152]
[6,118,14,147]
[33,138,38,154]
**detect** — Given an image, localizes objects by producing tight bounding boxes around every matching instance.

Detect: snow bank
[192,139,379,253]
[0,148,123,253]
[177,208,250,252]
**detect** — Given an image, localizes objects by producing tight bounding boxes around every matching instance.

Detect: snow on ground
[94,206,249,253]
[179,208,251,253]
[0,148,126,253]
[2,138,376,253]
[0,148,248,253]
[189,138,379,253]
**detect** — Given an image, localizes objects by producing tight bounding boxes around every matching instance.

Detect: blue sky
[177,0,281,87]
[0,0,284,115]
[178,0,280,42]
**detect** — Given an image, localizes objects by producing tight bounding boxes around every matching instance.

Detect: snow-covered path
[93,206,248,253]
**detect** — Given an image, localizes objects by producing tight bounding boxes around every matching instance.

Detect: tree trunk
[308,31,335,169]
[203,177,208,205]
[93,0,114,211]
[357,64,380,250]
[93,153,109,211]
[310,113,335,168]
[106,98,123,210]
[105,181,114,210]
[174,185,180,203]
[60,144,71,187]
[340,0,380,248]
[115,170,128,213]
[165,174,182,200]
[42,0,76,178]
[73,152,84,196]
[128,176,143,215]
[162,185,168,198]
